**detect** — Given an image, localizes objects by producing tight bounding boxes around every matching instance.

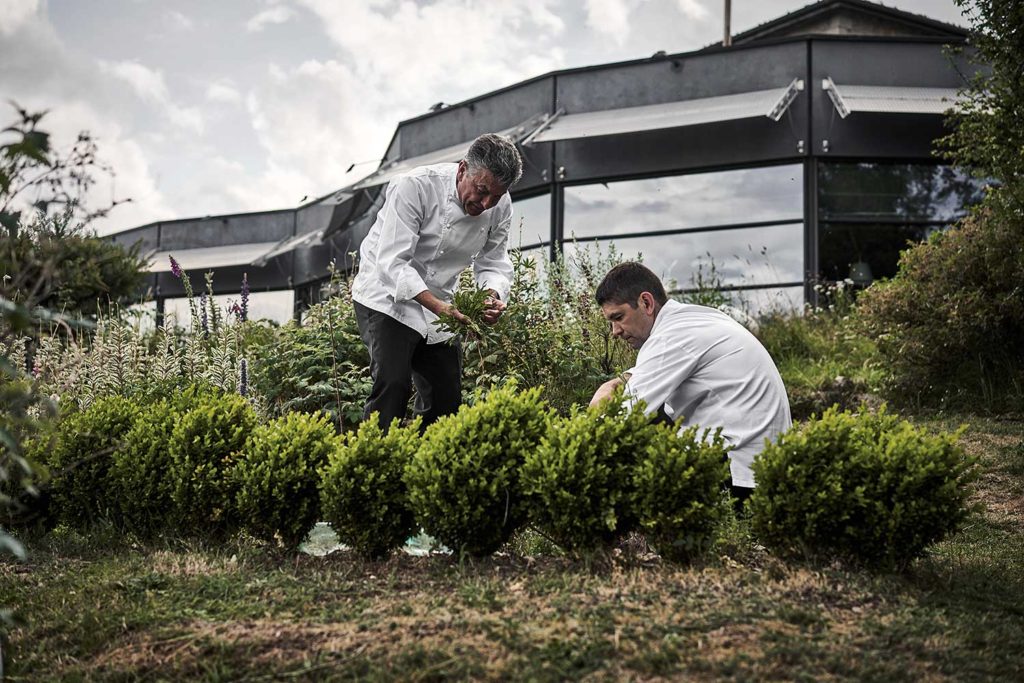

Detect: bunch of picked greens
[433,282,492,340]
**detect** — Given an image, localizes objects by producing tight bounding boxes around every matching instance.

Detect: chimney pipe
[723,0,732,47]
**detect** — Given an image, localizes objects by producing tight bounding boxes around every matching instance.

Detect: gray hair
[464,133,523,189]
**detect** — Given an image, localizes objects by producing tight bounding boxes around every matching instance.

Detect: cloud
[164,9,195,31]
[0,0,40,36]
[675,0,710,20]
[585,0,631,44]
[100,60,205,134]
[0,7,173,234]
[293,0,566,115]
[206,80,243,105]
[246,5,295,32]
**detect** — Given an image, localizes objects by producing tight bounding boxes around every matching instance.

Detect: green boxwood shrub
[521,396,663,553]
[320,416,421,558]
[749,405,978,568]
[109,384,226,534]
[234,411,339,547]
[168,391,257,535]
[46,395,140,528]
[109,398,182,535]
[631,426,731,563]
[405,384,552,557]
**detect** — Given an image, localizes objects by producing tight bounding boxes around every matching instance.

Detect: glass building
[110,0,987,321]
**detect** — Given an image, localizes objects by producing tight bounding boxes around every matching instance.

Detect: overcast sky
[0,0,969,235]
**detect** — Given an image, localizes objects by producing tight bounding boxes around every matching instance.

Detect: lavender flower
[230,302,242,321]
[238,358,248,397]
[240,272,249,322]
[169,255,182,279]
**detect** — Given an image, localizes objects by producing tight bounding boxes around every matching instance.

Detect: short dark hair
[465,133,523,189]
[595,262,669,307]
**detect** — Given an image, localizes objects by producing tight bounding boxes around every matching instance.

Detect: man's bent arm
[589,373,631,407]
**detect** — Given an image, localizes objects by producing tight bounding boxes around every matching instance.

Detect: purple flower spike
[169,255,183,279]
[238,358,248,397]
[240,273,249,322]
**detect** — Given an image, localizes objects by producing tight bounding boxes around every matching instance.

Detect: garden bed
[2,415,1021,681]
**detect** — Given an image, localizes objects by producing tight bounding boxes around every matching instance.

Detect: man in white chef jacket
[589,262,792,504]
[351,133,522,430]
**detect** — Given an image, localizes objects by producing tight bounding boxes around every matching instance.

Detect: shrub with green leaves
[249,281,371,431]
[109,399,182,535]
[521,395,663,553]
[234,411,338,547]
[320,416,421,558]
[45,395,140,527]
[856,209,1024,410]
[406,384,552,557]
[749,405,978,568]
[168,391,257,535]
[631,426,731,563]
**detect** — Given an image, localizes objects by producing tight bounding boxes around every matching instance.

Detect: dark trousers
[355,302,462,431]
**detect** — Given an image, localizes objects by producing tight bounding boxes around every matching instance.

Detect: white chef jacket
[351,163,514,344]
[624,299,792,488]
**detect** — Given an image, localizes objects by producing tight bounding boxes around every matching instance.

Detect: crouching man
[590,262,791,504]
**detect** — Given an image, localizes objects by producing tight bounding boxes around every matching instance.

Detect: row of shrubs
[5,384,977,568]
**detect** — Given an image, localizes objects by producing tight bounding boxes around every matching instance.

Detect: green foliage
[856,209,1024,409]
[0,210,146,317]
[406,384,552,556]
[631,426,731,563]
[851,0,1024,410]
[234,411,338,548]
[749,406,979,569]
[36,284,270,414]
[460,246,635,413]
[941,0,1024,213]
[320,416,421,558]
[168,391,257,535]
[109,397,190,535]
[249,274,371,431]
[521,395,662,553]
[45,395,140,528]
[434,278,493,340]
[755,282,883,419]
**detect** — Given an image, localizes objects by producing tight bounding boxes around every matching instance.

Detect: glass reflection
[818,222,940,283]
[818,163,986,221]
[510,192,551,247]
[563,164,803,239]
[562,223,803,289]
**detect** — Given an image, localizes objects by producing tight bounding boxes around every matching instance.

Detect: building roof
[729,0,968,45]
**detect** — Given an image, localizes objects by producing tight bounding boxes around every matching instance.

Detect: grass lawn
[2,415,1022,681]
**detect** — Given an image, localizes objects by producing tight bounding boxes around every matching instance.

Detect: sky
[0,0,969,236]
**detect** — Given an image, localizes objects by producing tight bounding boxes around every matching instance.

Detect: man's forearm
[413,290,445,316]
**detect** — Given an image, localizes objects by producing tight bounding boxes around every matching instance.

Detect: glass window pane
[564,164,803,239]
[563,223,803,289]
[818,222,941,285]
[818,163,986,222]
[164,290,295,327]
[510,192,550,247]
[734,286,805,318]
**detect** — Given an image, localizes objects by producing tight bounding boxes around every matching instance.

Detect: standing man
[590,262,791,502]
[352,133,523,430]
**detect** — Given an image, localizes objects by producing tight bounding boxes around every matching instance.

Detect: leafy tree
[0,105,145,317]
[941,0,1024,214]
[856,0,1024,408]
